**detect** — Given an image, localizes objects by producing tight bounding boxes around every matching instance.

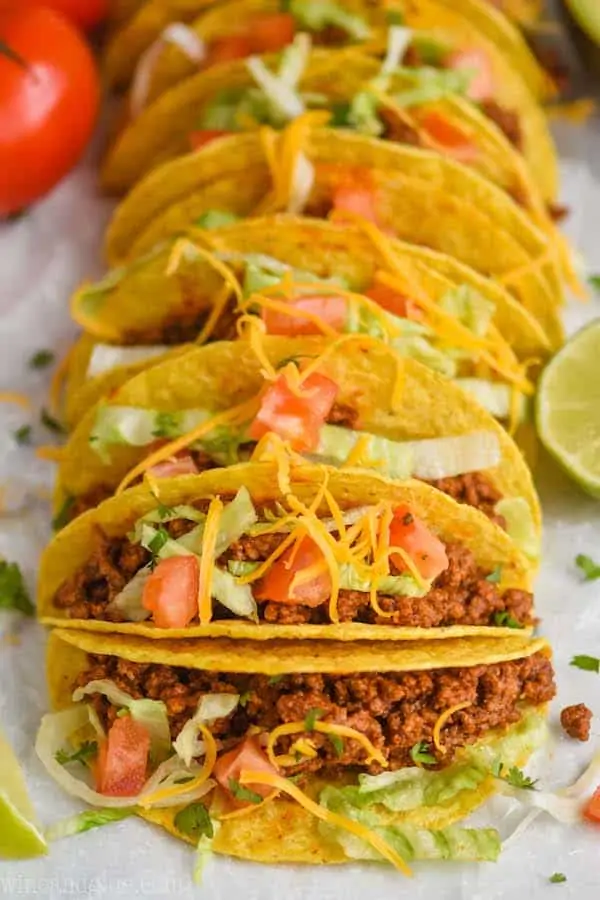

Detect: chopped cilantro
[148,526,170,557]
[549,873,567,884]
[52,495,75,531]
[588,274,600,291]
[575,554,600,581]
[0,559,34,615]
[29,349,55,369]
[304,708,325,731]
[174,802,214,839]
[486,566,502,583]
[493,762,537,790]
[55,741,98,766]
[155,500,176,520]
[268,675,284,685]
[40,407,65,435]
[410,741,436,766]
[239,691,251,708]
[228,779,263,805]
[493,610,523,629]
[173,776,196,785]
[386,10,404,25]
[329,734,344,757]
[13,424,32,445]
[329,100,352,128]
[152,411,181,439]
[570,654,600,674]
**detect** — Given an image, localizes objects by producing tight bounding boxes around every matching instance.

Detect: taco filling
[52,488,533,630]
[38,629,554,870]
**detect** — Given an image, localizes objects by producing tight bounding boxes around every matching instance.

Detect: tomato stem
[0,40,29,71]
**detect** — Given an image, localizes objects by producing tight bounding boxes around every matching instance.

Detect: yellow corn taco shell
[40,461,536,639]
[102,0,556,201]
[47,627,552,859]
[101,130,563,345]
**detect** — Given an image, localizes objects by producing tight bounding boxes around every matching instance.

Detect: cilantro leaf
[493,610,524,629]
[174,802,214,839]
[156,500,176,520]
[486,565,502,583]
[55,741,98,766]
[268,675,284,685]
[588,274,600,291]
[329,734,344,757]
[13,424,32,445]
[29,349,55,369]
[148,526,170,557]
[570,654,600,673]
[228,778,263,805]
[494,762,537,790]
[549,873,567,884]
[0,560,34,615]
[304,708,325,731]
[239,691,251,708]
[152,411,181,439]
[410,741,437,766]
[40,407,65,435]
[575,554,600,581]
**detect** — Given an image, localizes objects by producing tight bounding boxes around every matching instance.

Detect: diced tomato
[147,454,199,479]
[189,129,230,151]
[584,787,600,823]
[95,716,150,797]
[249,371,339,452]
[142,556,200,629]
[332,175,380,225]
[251,13,295,52]
[262,294,348,336]
[213,736,279,806]
[254,536,331,607]
[205,34,253,66]
[445,48,495,102]
[389,505,449,581]
[418,111,479,163]
[365,282,422,321]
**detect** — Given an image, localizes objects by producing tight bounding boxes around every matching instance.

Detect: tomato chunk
[95,716,150,797]
[205,34,253,66]
[142,556,200,629]
[584,787,600,823]
[332,175,380,225]
[254,536,332,607]
[147,454,199,479]
[445,48,495,102]
[389,505,449,581]
[189,129,230,151]
[262,294,347,336]
[251,13,296,52]
[213,736,279,806]
[249,371,339,452]
[365,282,422,321]
[419,111,479,163]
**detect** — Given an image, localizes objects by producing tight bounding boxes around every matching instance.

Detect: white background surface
[1,32,600,900]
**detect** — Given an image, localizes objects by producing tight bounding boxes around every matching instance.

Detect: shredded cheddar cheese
[267,721,386,768]
[216,789,280,820]
[238,771,412,876]
[49,341,77,416]
[138,725,217,808]
[35,446,64,462]
[198,497,223,625]
[432,702,472,755]
[0,392,31,409]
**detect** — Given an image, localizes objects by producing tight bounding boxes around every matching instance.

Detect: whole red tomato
[10,1,109,31]
[0,7,100,216]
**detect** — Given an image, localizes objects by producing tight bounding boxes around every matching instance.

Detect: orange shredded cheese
[198,497,223,625]
[194,284,234,345]
[165,238,243,305]
[138,725,217,808]
[35,446,64,462]
[267,721,386,768]
[49,341,77,416]
[238,771,411,875]
[216,789,280,820]
[432,702,472,755]
[0,392,31,409]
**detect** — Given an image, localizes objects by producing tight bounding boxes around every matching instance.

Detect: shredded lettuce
[495,497,539,560]
[454,379,526,422]
[289,0,371,40]
[45,808,135,842]
[86,344,170,379]
[194,210,241,230]
[105,567,153,622]
[439,285,495,338]
[174,694,239,767]
[392,66,473,108]
[345,91,384,137]
[212,567,258,620]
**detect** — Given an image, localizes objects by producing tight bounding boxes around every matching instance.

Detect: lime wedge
[565,0,600,46]
[536,319,600,498]
[0,730,47,858]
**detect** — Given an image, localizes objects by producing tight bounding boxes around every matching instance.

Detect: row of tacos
[35,0,562,876]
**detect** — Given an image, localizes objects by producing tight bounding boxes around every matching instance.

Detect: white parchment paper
[0,89,599,900]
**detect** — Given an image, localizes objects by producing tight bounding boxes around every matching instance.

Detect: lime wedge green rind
[0,731,47,859]
[565,0,600,46]
[536,318,600,498]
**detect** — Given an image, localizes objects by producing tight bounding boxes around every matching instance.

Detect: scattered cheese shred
[238,770,412,876]
[194,284,234,345]
[165,238,243,305]
[138,725,217,808]
[35,446,64,462]
[216,789,280,820]
[198,497,223,625]
[0,392,32,409]
[432,702,472,754]
[266,720,386,768]
[49,341,77,416]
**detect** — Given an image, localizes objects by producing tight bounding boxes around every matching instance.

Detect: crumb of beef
[547,202,569,223]
[326,402,359,429]
[560,703,592,742]
[379,107,424,147]
[123,298,238,346]
[425,472,505,527]
[63,486,113,526]
[77,651,555,775]
[479,99,523,151]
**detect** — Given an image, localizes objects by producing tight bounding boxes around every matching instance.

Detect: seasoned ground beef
[560,703,592,742]
[326,402,360,429]
[379,107,424,148]
[54,517,534,628]
[425,472,505,527]
[547,202,570,224]
[479,99,523,151]
[123,298,238,346]
[77,651,555,775]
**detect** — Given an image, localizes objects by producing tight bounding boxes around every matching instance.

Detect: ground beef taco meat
[77,651,555,775]
[560,703,592,742]
[53,512,534,629]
